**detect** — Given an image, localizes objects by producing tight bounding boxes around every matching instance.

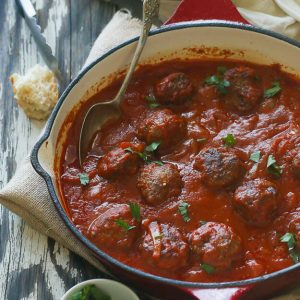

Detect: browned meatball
[98,143,143,179]
[140,222,189,270]
[137,163,182,205]
[189,222,242,270]
[224,66,263,112]
[138,109,186,152]
[292,153,300,179]
[155,72,194,104]
[194,148,245,188]
[233,179,279,227]
[87,204,138,249]
[288,211,300,249]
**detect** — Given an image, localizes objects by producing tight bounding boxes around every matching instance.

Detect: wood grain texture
[0,1,151,300]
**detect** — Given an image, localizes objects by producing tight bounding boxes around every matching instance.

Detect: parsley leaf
[78,173,89,186]
[280,232,300,264]
[145,141,160,152]
[290,250,300,264]
[125,146,163,165]
[205,75,230,95]
[281,233,296,251]
[153,160,164,166]
[250,150,261,163]
[71,284,111,300]
[115,219,136,231]
[201,263,215,274]
[264,81,281,98]
[129,202,141,222]
[178,202,191,222]
[222,133,236,147]
[145,95,160,109]
[267,155,282,177]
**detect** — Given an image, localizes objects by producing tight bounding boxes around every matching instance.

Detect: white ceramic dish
[61,279,139,300]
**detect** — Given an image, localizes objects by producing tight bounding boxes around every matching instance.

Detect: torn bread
[10,64,59,120]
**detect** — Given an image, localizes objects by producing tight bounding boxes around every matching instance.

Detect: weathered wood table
[0,1,151,299]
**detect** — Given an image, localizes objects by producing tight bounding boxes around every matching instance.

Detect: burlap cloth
[1,1,300,299]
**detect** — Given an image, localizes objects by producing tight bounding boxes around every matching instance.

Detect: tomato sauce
[59,59,300,282]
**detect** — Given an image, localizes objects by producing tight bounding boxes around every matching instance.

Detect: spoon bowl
[79,0,159,165]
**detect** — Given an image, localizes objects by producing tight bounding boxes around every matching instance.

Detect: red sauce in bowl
[59,59,300,282]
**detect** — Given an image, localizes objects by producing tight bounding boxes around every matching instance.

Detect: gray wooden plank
[0,0,117,299]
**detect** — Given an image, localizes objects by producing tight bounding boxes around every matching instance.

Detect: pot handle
[164,0,250,25]
[180,286,253,300]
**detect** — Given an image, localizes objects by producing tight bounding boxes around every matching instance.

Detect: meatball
[189,222,242,270]
[138,109,186,152]
[224,66,263,112]
[233,179,279,227]
[140,222,189,269]
[98,143,142,179]
[87,204,138,249]
[137,163,182,205]
[292,153,300,179]
[155,72,194,104]
[288,212,300,249]
[194,148,245,188]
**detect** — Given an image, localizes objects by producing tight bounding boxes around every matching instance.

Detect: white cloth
[1,2,300,299]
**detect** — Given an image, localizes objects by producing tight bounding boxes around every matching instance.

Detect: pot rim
[31,20,300,289]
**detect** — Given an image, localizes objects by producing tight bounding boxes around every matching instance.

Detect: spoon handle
[114,0,160,103]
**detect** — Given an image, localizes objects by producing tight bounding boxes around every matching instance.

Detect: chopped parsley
[204,75,230,95]
[222,133,236,147]
[250,150,261,163]
[267,155,282,178]
[178,202,191,222]
[153,160,164,166]
[196,138,207,143]
[280,233,300,264]
[71,284,111,300]
[264,81,281,98]
[145,141,160,152]
[145,95,160,109]
[115,219,136,231]
[129,202,141,222]
[125,144,163,166]
[78,173,89,186]
[201,263,215,274]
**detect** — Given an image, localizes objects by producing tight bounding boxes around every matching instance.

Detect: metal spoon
[79,0,160,166]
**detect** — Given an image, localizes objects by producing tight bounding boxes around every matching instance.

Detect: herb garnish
[201,263,215,274]
[115,219,136,231]
[250,150,261,163]
[204,75,230,95]
[222,133,236,147]
[145,95,160,109]
[178,202,191,222]
[145,141,161,152]
[267,155,282,177]
[264,81,281,98]
[280,233,300,264]
[71,284,111,300]
[129,202,141,222]
[125,142,164,165]
[78,173,89,186]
